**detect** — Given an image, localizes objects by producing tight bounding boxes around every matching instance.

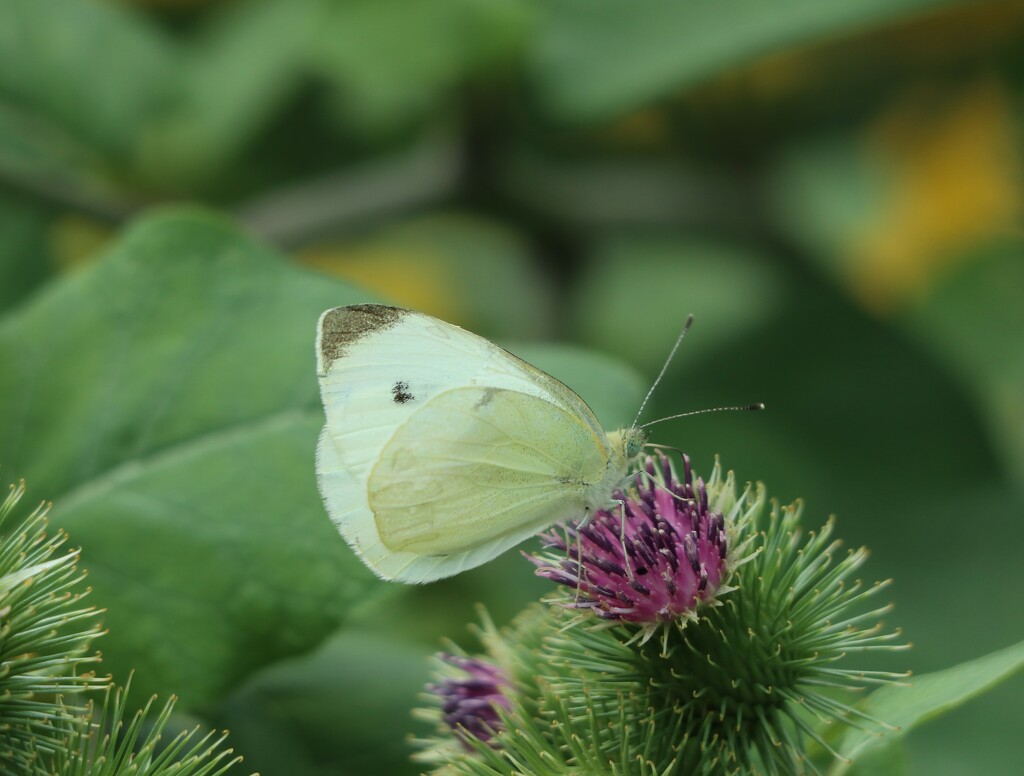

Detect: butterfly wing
[315,305,610,583]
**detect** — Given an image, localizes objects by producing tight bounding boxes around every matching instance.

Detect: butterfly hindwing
[368,386,608,555]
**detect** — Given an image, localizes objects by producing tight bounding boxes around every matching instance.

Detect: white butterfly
[314,304,648,583]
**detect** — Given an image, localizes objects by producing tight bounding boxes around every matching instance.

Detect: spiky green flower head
[415,455,909,775]
[0,479,107,774]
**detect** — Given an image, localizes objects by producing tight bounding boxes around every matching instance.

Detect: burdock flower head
[415,450,913,776]
[529,452,746,636]
[416,455,911,776]
[425,654,512,749]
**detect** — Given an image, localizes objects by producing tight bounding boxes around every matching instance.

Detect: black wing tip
[317,305,409,374]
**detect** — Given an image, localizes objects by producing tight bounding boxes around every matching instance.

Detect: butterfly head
[622,427,647,462]
[607,426,647,469]
[588,427,648,512]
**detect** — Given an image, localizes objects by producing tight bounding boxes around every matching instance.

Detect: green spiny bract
[0,480,105,775]
[1,477,248,776]
[37,680,243,776]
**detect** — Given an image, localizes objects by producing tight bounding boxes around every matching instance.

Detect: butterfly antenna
[631,314,694,429]
[643,442,687,457]
[639,403,765,430]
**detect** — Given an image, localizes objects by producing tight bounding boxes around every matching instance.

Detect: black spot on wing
[392,380,415,404]
[318,304,406,373]
[473,387,498,410]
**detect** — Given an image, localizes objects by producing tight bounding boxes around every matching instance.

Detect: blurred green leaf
[0,103,129,219]
[215,630,431,776]
[138,0,318,187]
[530,0,982,122]
[903,239,1024,486]
[0,208,383,707]
[309,0,532,134]
[0,0,173,158]
[0,191,52,314]
[766,133,888,279]
[568,234,786,374]
[514,341,646,430]
[843,739,906,776]
[831,639,1024,773]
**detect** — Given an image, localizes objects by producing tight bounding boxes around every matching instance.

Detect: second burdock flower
[529,452,752,640]
[427,654,511,749]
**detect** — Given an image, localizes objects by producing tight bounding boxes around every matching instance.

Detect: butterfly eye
[624,430,646,460]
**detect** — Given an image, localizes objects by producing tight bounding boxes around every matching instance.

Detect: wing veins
[376,477,575,510]
[439,402,581,470]
[405,450,565,477]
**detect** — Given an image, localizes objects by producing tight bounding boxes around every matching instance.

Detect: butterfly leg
[636,467,695,506]
[612,498,635,580]
[561,519,589,603]
[573,524,585,604]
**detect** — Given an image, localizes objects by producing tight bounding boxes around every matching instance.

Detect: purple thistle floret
[529,453,729,624]
[428,654,512,748]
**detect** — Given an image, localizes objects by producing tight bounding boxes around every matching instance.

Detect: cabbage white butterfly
[315,304,757,584]
[315,303,654,584]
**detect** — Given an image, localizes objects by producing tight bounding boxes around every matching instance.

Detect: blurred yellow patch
[850,79,1023,312]
[299,247,460,323]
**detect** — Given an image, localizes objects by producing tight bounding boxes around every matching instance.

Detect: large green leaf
[529,0,983,122]
[831,639,1024,773]
[309,0,531,134]
[0,208,381,707]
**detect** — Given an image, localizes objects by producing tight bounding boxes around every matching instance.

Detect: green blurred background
[1,0,1023,773]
